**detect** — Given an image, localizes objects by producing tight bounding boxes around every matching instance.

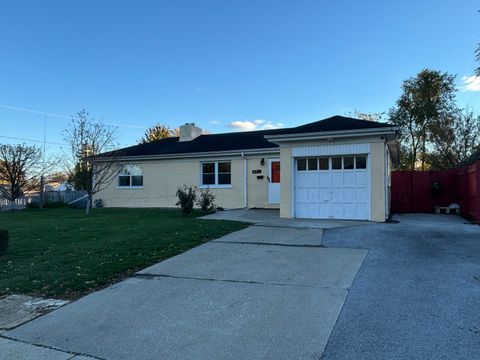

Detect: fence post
[475,160,480,223]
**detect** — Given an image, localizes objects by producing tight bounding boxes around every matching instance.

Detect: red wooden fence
[391,160,480,222]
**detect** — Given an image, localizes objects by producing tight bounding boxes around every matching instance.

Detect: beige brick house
[95,116,399,221]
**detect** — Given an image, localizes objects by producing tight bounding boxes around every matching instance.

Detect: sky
[0,0,479,157]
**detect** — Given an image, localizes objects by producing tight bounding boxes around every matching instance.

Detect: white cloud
[461,75,480,92]
[228,119,284,131]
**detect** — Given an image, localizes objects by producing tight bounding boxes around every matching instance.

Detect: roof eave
[264,126,400,143]
[94,147,280,162]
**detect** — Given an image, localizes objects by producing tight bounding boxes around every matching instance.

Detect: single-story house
[96,115,400,221]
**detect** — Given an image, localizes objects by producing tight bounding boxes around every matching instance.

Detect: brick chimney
[179,123,203,142]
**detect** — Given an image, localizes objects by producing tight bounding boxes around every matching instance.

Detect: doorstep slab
[212,226,323,246]
[139,242,367,289]
[6,277,347,360]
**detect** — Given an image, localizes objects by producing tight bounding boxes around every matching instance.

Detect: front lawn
[0,208,247,299]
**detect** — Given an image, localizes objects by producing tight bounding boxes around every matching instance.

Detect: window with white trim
[118,165,143,187]
[201,161,231,186]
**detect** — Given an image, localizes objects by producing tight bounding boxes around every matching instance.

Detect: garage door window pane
[319,158,329,170]
[356,156,367,169]
[343,156,354,170]
[308,158,318,171]
[332,157,342,170]
[297,158,307,171]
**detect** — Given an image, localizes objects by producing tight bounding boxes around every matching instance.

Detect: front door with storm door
[268,159,281,204]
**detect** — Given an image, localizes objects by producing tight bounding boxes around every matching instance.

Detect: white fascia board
[264,126,399,143]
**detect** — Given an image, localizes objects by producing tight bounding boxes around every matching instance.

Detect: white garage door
[294,155,370,220]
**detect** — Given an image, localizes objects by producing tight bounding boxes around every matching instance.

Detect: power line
[0,104,70,119]
[0,104,146,129]
[0,135,66,146]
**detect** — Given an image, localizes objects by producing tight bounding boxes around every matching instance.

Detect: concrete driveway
[3,218,367,360]
[3,213,479,360]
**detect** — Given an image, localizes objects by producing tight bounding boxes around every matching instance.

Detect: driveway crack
[135,273,348,291]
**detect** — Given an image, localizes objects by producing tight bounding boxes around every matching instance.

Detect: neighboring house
[95,116,400,221]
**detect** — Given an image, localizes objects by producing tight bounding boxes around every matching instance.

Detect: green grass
[0,208,247,299]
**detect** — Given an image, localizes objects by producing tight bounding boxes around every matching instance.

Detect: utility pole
[39,115,47,208]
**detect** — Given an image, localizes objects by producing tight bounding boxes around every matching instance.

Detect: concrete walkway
[3,215,367,360]
[0,337,96,360]
[202,208,371,229]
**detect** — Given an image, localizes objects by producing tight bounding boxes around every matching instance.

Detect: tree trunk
[421,138,426,171]
[85,194,92,215]
[39,175,44,209]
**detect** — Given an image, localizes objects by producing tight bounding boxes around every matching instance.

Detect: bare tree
[0,144,43,208]
[63,110,119,214]
[347,110,386,122]
[476,44,480,76]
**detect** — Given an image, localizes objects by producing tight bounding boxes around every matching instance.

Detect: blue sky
[0,0,479,156]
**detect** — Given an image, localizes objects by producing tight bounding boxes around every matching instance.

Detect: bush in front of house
[197,188,217,213]
[176,185,197,214]
[94,199,103,208]
[0,229,9,256]
[26,201,40,209]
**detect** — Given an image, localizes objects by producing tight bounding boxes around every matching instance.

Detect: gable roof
[104,115,396,158]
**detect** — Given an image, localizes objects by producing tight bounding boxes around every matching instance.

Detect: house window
[118,165,143,187]
[201,161,231,186]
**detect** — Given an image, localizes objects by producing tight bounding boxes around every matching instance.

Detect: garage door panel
[331,203,343,218]
[318,173,331,186]
[331,172,343,187]
[343,172,355,186]
[295,203,310,218]
[318,203,330,218]
[296,189,309,202]
[296,173,309,187]
[308,188,320,202]
[355,172,368,186]
[356,188,368,202]
[318,188,331,201]
[344,188,355,201]
[356,203,368,218]
[331,188,343,202]
[344,203,356,218]
[307,173,320,188]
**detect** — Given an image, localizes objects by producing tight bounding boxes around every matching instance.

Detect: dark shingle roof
[106,116,395,158]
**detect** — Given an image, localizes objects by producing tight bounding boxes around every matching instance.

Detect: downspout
[242,152,247,208]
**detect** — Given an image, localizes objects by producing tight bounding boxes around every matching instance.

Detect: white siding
[292,143,371,157]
